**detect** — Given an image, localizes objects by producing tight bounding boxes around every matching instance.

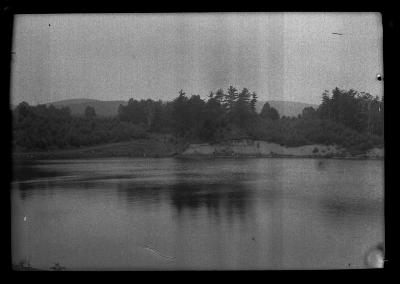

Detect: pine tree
[224,86,238,112]
[250,92,258,112]
[214,88,225,107]
[230,88,253,127]
[260,102,280,120]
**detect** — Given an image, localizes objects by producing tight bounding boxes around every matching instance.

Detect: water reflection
[114,181,254,224]
[12,161,63,182]
[116,183,164,207]
[11,158,384,269]
[319,195,383,223]
[169,183,252,222]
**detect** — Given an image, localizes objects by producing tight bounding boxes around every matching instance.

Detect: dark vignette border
[1,0,396,280]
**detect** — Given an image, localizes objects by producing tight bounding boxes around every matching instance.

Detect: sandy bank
[365,147,384,158]
[13,138,383,161]
[181,139,384,159]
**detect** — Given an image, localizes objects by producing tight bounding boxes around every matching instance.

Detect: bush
[243,117,380,151]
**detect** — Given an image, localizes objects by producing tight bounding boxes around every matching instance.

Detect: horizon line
[11,97,321,107]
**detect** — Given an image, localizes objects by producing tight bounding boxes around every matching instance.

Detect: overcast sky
[10,13,383,105]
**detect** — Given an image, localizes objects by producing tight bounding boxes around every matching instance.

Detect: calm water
[11,157,384,270]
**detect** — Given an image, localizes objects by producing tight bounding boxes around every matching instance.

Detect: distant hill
[256,100,318,117]
[46,98,127,117]
[13,98,318,118]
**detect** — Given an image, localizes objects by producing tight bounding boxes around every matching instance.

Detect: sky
[10,13,383,105]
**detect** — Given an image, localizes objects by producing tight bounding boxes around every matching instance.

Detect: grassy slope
[13,134,187,160]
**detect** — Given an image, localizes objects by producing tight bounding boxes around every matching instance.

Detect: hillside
[46,98,127,117]
[256,101,318,117]
[40,98,317,118]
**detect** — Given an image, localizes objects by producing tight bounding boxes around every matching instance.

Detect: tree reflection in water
[115,181,254,224]
[169,182,252,223]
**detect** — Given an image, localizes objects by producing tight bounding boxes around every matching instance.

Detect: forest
[12,86,384,154]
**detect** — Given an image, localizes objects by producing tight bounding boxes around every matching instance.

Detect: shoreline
[13,142,384,162]
[179,140,384,161]
[12,137,183,161]
[175,153,384,160]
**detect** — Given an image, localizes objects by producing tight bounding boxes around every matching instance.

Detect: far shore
[12,138,183,161]
[13,138,384,161]
[175,153,384,160]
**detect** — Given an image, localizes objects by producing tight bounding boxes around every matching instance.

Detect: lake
[11,157,384,270]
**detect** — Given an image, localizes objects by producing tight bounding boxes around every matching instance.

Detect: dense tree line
[13,103,146,150]
[253,88,382,152]
[245,88,383,153]
[12,86,383,153]
[117,86,264,141]
[316,87,383,136]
